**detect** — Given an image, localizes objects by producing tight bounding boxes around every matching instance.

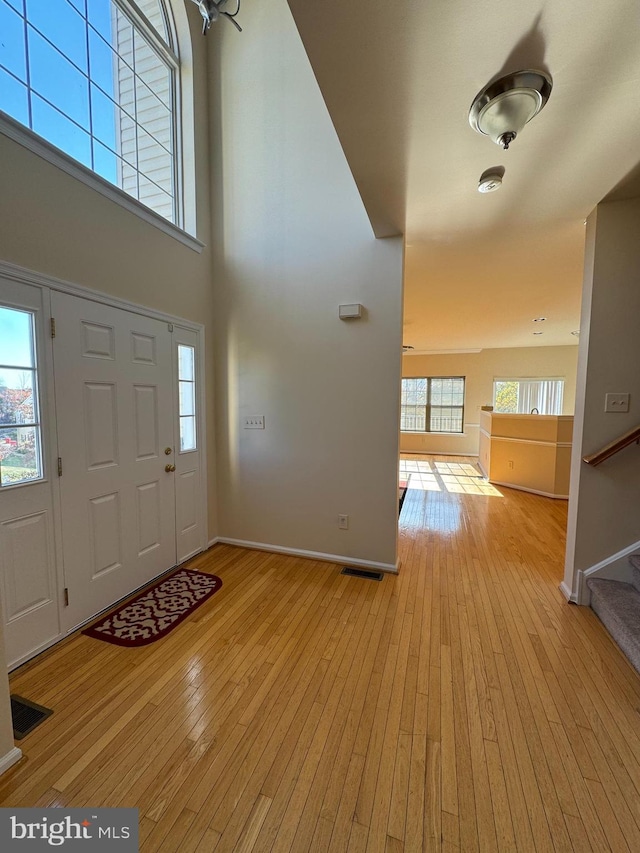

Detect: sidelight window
[177,343,196,452]
[0,305,43,486]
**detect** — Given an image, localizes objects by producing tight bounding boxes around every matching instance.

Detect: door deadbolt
[165,464,176,472]
[164,447,172,455]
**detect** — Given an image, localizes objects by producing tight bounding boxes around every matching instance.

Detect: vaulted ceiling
[286,0,640,351]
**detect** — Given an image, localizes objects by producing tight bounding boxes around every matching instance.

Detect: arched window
[0,0,182,226]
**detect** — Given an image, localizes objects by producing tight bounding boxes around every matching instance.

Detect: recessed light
[532,317,546,322]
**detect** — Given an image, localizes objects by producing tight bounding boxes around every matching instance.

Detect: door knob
[164,447,172,455]
[165,464,176,472]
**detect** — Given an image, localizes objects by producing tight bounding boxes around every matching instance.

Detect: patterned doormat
[82,568,222,647]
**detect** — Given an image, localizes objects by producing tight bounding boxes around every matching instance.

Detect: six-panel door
[52,292,179,633]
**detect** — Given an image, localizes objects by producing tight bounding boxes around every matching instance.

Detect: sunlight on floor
[399,458,503,498]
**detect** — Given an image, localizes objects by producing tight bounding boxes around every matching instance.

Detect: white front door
[52,292,177,631]
[0,279,60,667]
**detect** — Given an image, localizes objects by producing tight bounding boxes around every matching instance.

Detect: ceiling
[285,0,640,352]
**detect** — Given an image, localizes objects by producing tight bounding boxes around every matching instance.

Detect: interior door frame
[0,259,207,667]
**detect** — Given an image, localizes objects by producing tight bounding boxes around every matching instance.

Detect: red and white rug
[83,568,222,647]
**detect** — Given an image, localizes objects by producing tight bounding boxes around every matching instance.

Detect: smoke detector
[478,172,503,193]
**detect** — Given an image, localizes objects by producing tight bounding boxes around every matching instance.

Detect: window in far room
[0,0,180,224]
[401,377,465,433]
[493,377,564,415]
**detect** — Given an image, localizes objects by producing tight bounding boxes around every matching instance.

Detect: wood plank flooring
[2,454,640,851]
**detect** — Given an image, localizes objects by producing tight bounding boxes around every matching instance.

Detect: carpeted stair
[587,554,640,674]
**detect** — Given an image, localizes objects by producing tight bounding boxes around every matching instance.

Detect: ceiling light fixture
[469,70,552,150]
[532,317,547,322]
[533,331,544,335]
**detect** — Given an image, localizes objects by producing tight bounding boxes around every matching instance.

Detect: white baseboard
[400,451,479,458]
[489,481,569,500]
[215,537,399,574]
[0,747,22,777]
[207,537,220,549]
[575,538,640,605]
[559,581,578,603]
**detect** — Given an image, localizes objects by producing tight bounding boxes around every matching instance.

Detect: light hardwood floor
[2,454,640,852]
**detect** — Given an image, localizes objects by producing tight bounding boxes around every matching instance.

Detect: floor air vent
[11,695,53,740]
[341,567,384,581]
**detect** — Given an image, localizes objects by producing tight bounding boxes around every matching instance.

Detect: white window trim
[0,111,204,253]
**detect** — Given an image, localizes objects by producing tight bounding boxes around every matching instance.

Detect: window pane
[87,0,112,40]
[92,137,118,182]
[0,306,34,365]
[179,380,194,417]
[178,344,194,380]
[0,1,27,81]
[137,126,172,193]
[0,368,37,425]
[430,407,463,433]
[0,426,41,485]
[26,0,88,73]
[28,29,90,129]
[89,29,116,97]
[136,0,168,44]
[0,66,29,124]
[32,94,92,168]
[180,416,195,452]
[494,381,518,413]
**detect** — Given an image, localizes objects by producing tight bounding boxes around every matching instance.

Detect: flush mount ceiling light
[532,317,547,322]
[469,70,552,150]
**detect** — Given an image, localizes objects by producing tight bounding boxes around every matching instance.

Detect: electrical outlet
[243,416,265,429]
[338,514,349,530]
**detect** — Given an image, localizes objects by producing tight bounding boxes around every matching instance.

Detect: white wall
[565,197,640,593]
[209,0,404,568]
[401,346,578,455]
[0,2,218,539]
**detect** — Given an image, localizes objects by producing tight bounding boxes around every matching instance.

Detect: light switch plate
[604,393,630,413]
[243,416,265,429]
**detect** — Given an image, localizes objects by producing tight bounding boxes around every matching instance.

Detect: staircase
[587,555,640,674]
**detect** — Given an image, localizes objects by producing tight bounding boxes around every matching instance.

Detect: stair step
[629,554,640,593]
[587,578,640,675]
